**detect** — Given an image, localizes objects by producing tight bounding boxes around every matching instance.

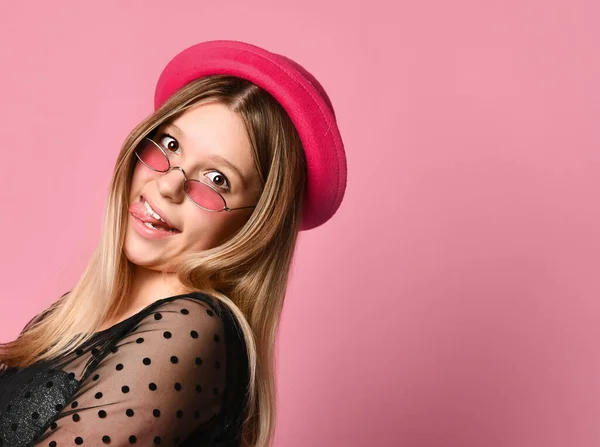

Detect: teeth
[144,200,165,222]
[144,221,176,232]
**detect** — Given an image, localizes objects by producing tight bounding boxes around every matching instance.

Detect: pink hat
[154,40,347,231]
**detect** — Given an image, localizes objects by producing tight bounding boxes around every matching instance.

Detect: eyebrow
[163,122,247,187]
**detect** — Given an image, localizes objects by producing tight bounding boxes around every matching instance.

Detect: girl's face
[124,100,263,272]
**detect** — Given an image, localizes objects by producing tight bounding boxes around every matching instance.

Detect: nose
[156,166,187,203]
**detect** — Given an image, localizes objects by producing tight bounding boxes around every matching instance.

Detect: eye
[157,134,180,153]
[205,171,230,191]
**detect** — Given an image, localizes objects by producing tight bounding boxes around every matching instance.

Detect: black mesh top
[0,292,249,447]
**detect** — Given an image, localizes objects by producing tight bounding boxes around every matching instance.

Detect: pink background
[0,1,598,446]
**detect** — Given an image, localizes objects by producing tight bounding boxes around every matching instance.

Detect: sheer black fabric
[0,292,249,446]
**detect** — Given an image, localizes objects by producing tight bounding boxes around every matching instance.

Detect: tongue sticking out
[128,201,180,232]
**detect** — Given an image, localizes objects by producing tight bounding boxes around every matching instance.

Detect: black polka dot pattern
[0,295,243,447]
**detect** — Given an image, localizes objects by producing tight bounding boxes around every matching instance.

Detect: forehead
[163,101,251,160]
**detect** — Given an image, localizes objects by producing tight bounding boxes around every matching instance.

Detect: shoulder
[109,292,247,367]
[97,293,230,379]
[152,293,222,320]
[131,292,227,341]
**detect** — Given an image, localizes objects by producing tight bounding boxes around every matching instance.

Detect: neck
[97,264,190,333]
[127,264,188,311]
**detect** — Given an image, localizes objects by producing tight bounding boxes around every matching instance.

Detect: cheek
[132,163,151,183]
[181,211,248,250]
[210,211,251,244]
[130,164,154,195]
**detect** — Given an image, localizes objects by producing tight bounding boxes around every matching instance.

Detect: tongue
[128,201,176,231]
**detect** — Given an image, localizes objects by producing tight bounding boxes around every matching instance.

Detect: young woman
[0,40,347,447]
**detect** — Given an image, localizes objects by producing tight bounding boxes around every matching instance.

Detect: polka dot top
[0,292,249,446]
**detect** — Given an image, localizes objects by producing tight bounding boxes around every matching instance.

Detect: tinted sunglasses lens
[135,139,169,171]
[185,181,225,211]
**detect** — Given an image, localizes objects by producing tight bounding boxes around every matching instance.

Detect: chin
[123,244,154,268]
[124,247,179,273]
[123,231,163,269]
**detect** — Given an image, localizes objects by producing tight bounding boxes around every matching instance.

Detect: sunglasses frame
[134,137,257,213]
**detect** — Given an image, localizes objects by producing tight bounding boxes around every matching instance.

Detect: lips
[128,196,181,232]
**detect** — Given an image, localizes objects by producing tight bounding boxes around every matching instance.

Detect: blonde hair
[0,75,307,447]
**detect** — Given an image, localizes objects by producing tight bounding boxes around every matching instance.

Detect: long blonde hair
[0,75,307,447]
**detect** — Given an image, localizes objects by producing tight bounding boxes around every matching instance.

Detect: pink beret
[154,40,347,231]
